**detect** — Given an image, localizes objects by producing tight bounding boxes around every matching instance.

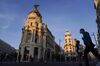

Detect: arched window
[31,22,32,26]
[35,31,38,43]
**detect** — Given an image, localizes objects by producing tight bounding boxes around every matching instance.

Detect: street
[0,61,98,66]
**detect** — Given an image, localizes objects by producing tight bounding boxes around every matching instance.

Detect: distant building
[94,0,100,53]
[0,39,17,62]
[17,5,60,62]
[0,39,16,54]
[64,31,77,61]
[16,49,19,54]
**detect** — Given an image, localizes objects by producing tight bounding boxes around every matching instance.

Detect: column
[30,32,33,42]
[33,31,36,42]
[38,32,41,44]
[16,50,20,62]
[28,46,34,61]
[24,30,28,42]
[50,51,52,61]
[21,32,24,43]
[38,48,41,61]
[31,47,34,58]
[20,47,24,62]
[43,34,46,61]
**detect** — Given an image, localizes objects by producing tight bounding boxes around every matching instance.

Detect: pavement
[0,61,98,66]
[96,62,100,66]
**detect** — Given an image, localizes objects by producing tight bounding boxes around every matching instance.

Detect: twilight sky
[0,0,97,49]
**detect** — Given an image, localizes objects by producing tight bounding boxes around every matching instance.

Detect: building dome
[65,31,71,36]
[28,12,37,19]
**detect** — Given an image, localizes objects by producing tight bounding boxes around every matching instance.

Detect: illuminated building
[17,5,59,62]
[64,31,77,61]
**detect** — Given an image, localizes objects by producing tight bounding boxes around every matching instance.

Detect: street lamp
[91,32,98,47]
[59,39,61,62]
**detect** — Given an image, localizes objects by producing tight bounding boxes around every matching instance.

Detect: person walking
[80,28,100,66]
[75,39,82,66]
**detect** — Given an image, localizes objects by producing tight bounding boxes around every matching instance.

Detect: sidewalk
[0,61,97,66]
[96,62,100,66]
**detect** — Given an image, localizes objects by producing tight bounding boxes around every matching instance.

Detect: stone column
[23,30,28,42]
[21,32,24,43]
[50,51,52,61]
[20,47,24,62]
[28,46,34,61]
[30,47,34,58]
[30,32,33,42]
[38,48,41,61]
[33,31,36,42]
[27,46,31,61]
[38,32,41,44]
[16,50,20,62]
[43,34,46,61]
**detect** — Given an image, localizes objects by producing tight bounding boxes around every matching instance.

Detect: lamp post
[59,40,61,62]
[91,32,98,47]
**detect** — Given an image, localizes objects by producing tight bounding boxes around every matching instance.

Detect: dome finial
[33,5,39,12]
[34,5,39,9]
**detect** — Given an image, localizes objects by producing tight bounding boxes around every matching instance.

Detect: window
[34,47,38,57]
[70,47,72,49]
[26,32,31,42]
[70,50,72,52]
[66,47,68,50]
[27,26,29,29]
[69,39,71,42]
[65,39,67,43]
[35,31,38,43]
[31,22,32,26]
[65,35,67,37]
[29,17,36,19]
[35,36,38,43]
[65,41,67,43]
[69,44,71,46]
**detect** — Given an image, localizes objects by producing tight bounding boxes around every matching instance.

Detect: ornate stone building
[64,31,77,61]
[17,5,59,62]
[94,0,100,53]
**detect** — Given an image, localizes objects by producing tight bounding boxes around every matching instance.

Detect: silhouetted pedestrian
[0,53,4,63]
[76,40,80,55]
[75,39,82,66]
[80,28,100,66]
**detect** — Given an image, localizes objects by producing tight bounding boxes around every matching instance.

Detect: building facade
[0,39,16,54]
[0,39,16,62]
[94,0,100,53]
[64,31,77,61]
[17,5,59,62]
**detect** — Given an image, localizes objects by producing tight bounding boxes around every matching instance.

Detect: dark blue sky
[0,0,97,49]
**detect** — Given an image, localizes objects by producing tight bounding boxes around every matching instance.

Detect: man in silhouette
[80,28,100,66]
